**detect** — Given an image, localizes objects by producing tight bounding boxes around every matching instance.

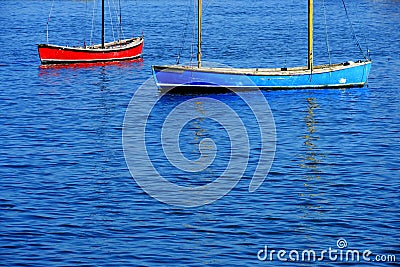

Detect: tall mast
[308,0,313,70]
[197,0,202,68]
[102,0,105,49]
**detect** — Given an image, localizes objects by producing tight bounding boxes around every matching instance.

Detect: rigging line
[110,0,121,40]
[202,0,214,17]
[283,0,295,68]
[84,0,89,46]
[351,0,370,59]
[111,0,121,40]
[118,0,123,39]
[117,0,124,39]
[46,0,55,43]
[340,0,368,59]
[200,0,215,50]
[90,0,97,45]
[176,0,193,64]
[322,0,331,65]
[108,0,116,42]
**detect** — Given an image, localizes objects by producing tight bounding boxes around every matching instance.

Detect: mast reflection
[298,97,325,229]
[300,97,321,177]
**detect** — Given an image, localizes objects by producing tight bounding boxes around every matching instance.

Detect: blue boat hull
[152,60,371,93]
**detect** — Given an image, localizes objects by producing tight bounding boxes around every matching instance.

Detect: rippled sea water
[1,0,399,266]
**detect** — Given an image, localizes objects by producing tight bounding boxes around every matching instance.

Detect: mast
[197,0,202,68]
[102,0,105,49]
[308,0,313,70]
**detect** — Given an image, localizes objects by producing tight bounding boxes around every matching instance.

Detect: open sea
[1,0,399,266]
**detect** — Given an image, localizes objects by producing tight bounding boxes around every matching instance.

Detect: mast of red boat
[102,0,105,49]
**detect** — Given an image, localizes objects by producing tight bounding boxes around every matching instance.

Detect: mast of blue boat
[197,0,202,68]
[308,0,313,71]
[102,0,105,49]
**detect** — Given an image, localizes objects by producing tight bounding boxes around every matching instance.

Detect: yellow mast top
[197,0,202,68]
[308,0,313,71]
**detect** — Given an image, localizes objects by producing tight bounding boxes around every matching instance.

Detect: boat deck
[154,60,370,76]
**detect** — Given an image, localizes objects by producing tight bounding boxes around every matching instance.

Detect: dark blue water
[1,0,399,266]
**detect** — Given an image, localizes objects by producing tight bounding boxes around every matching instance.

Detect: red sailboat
[38,0,143,65]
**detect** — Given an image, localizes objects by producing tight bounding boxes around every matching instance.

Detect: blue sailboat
[152,0,371,93]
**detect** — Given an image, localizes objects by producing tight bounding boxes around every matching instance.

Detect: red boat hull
[38,36,144,64]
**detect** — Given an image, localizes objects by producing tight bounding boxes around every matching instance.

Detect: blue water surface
[0,0,399,266]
